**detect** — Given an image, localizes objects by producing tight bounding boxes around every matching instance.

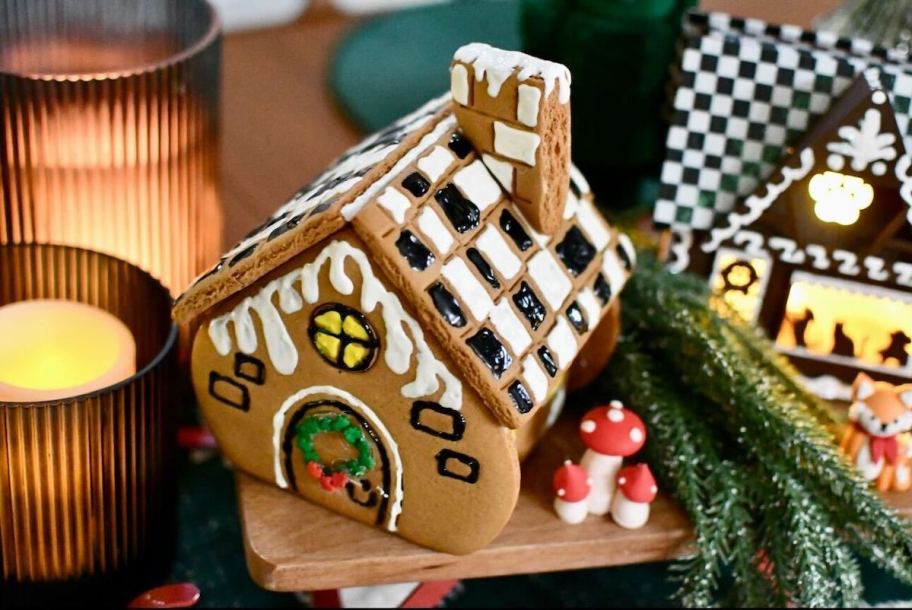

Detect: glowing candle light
[0,300,136,403]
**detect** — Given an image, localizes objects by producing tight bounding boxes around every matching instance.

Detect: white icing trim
[450,63,470,106]
[894,262,912,287]
[417,145,455,183]
[453,43,571,103]
[768,237,806,265]
[667,228,693,274]
[805,244,830,270]
[481,153,515,193]
[442,257,494,322]
[575,199,610,251]
[416,206,454,255]
[703,148,816,253]
[602,249,629,299]
[896,154,912,227]
[521,354,548,402]
[517,84,541,127]
[493,122,541,167]
[489,300,532,355]
[577,288,602,326]
[209,240,462,410]
[617,233,638,269]
[563,191,579,220]
[271,385,405,532]
[528,250,573,310]
[547,317,578,369]
[864,256,890,282]
[826,108,897,173]
[476,225,521,280]
[343,115,457,221]
[545,386,566,430]
[453,160,503,211]
[833,250,861,276]
[732,230,767,258]
[569,164,591,196]
[377,187,411,224]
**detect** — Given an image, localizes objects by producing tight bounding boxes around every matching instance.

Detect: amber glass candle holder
[0,0,222,296]
[0,243,179,586]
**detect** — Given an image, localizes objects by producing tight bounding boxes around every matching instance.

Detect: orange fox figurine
[840,372,912,492]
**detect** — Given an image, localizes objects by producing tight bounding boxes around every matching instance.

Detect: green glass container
[521,0,697,206]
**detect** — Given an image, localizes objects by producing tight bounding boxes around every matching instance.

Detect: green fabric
[331,0,521,134]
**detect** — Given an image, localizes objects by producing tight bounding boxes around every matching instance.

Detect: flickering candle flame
[0,300,136,403]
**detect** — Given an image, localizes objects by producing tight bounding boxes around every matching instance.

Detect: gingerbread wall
[191,229,521,554]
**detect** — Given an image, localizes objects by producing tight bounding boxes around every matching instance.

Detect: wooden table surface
[222,0,848,593]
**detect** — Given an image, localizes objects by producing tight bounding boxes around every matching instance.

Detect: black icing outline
[234,353,266,385]
[435,449,480,484]
[410,401,466,442]
[208,372,250,412]
[308,304,380,372]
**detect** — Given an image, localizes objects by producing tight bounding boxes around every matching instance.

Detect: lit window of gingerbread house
[174,45,634,554]
[666,65,912,395]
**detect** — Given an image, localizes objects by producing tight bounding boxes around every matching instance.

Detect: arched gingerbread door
[272,386,404,532]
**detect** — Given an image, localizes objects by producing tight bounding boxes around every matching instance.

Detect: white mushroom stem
[611,494,650,530]
[553,498,588,524]
[580,450,621,516]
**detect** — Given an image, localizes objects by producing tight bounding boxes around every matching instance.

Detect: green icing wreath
[296,413,375,479]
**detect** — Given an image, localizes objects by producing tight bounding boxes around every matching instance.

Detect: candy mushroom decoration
[552,460,592,524]
[612,464,658,530]
[578,401,647,515]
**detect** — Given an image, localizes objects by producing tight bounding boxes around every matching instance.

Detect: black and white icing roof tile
[356,118,631,422]
[655,12,912,270]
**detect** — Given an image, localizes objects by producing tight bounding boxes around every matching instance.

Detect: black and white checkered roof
[654,12,912,264]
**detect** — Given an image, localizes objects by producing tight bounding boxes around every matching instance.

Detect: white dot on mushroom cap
[580,420,596,433]
[618,477,627,486]
[609,400,623,409]
[873,90,887,105]
[558,488,566,497]
[651,486,658,494]
[630,428,644,443]
[563,459,571,466]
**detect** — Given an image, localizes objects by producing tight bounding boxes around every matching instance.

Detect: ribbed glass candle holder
[0,243,179,585]
[0,0,222,296]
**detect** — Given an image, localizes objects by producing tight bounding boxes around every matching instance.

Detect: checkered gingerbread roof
[654,11,912,266]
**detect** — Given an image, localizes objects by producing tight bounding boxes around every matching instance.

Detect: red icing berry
[578,400,646,457]
[616,464,657,504]
[306,461,324,481]
[553,461,590,503]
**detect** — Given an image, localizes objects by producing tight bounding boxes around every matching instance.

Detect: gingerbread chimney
[450,43,571,235]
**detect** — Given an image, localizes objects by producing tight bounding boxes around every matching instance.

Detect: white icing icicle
[454,43,571,103]
[208,240,463,410]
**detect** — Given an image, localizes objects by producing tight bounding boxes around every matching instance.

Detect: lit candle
[0,300,136,403]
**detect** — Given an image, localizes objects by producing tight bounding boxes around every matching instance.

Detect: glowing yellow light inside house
[0,300,136,403]
[808,171,873,226]
[776,280,912,370]
[710,254,768,323]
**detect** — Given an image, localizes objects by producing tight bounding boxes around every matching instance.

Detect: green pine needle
[602,255,912,606]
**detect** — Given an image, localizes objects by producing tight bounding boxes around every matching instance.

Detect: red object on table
[128,583,201,608]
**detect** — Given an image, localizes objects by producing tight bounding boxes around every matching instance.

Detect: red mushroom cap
[616,464,658,504]
[578,400,646,457]
[553,460,591,503]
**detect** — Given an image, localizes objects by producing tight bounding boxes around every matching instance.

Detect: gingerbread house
[667,66,912,397]
[173,45,635,554]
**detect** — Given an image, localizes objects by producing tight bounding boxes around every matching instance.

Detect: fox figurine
[840,372,912,492]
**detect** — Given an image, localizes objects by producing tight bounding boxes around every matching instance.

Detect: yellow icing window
[308,304,379,372]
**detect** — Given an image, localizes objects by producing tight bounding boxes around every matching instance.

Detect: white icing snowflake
[827,108,898,173]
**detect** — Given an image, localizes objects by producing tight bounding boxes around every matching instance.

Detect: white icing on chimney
[453,43,571,104]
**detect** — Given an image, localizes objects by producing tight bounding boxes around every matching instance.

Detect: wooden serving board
[235,413,912,593]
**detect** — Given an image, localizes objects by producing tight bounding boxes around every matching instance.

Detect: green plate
[330,0,521,133]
